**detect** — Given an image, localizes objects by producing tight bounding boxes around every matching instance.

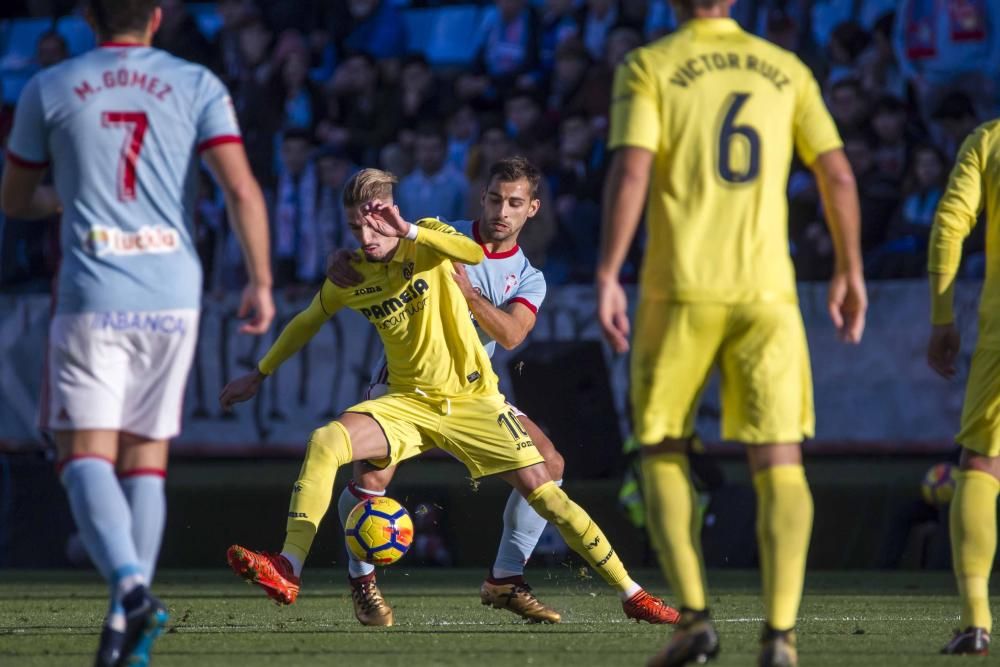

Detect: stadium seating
[55,15,96,56]
[402,5,485,67]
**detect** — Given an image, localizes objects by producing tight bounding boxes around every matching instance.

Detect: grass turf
[0,568,988,666]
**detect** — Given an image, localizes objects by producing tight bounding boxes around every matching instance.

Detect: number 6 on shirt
[101,110,148,202]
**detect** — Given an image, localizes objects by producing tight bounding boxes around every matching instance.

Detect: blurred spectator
[841,131,900,255]
[869,96,913,183]
[446,103,480,174]
[273,129,322,288]
[396,55,444,128]
[36,31,68,69]
[929,91,980,159]
[893,0,1000,121]
[330,52,396,165]
[315,145,359,252]
[545,38,591,121]
[465,123,514,218]
[153,0,216,67]
[545,114,605,282]
[213,0,254,85]
[868,143,948,279]
[567,26,642,130]
[397,123,468,222]
[828,77,869,134]
[857,12,906,100]
[505,88,548,143]
[471,0,542,92]
[538,0,580,72]
[271,30,322,132]
[582,0,619,61]
[232,17,280,187]
[338,0,409,61]
[826,21,870,82]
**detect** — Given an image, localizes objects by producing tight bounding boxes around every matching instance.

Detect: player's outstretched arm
[202,142,275,335]
[810,148,867,344]
[0,161,61,220]
[596,147,653,354]
[452,263,536,350]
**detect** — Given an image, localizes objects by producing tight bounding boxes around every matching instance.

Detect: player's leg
[336,462,397,626]
[229,394,429,605]
[722,303,815,667]
[480,413,565,622]
[117,435,169,584]
[942,346,1000,656]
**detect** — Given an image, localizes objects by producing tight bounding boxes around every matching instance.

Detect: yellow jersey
[609,18,842,303]
[258,218,495,397]
[929,119,1000,349]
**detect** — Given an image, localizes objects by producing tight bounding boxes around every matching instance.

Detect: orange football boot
[226,545,300,605]
[623,590,682,624]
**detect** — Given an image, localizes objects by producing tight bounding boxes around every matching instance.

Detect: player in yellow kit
[595,0,868,665]
[220,168,675,622]
[927,119,1000,657]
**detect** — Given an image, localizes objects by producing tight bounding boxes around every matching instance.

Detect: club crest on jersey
[84,225,180,257]
[402,262,414,280]
[503,273,519,297]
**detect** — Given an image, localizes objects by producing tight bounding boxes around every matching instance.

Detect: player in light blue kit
[326,157,679,627]
[0,1,274,665]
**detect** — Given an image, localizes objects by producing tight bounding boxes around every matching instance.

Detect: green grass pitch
[0,568,989,666]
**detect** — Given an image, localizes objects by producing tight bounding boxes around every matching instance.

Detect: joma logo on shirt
[360,279,429,320]
[84,225,180,256]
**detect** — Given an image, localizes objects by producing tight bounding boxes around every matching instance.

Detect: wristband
[404,223,419,240]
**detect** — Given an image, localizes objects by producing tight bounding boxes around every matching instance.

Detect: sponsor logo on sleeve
[84,225,180,256]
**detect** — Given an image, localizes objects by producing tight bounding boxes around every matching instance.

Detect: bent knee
[354,463,395,492]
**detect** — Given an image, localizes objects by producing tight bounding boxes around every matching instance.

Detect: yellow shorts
[631,300,814,445]
[957,346,1000,456]
[345,391,544,478]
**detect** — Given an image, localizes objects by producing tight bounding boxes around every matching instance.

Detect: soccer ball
[921,462,956,506]
[344,496,414,565]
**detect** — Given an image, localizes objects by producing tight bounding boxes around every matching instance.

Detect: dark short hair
[88,0,158,38]
[487,156,541,198]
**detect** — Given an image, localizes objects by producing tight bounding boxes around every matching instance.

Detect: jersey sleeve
[929,127,986,276]
[258,281,342,375]
[6,74,50,168]
[194,70,242,153]
[508,265,546,314]
[791,66,842,166]
[608,50,660,152]
[412,218,485,265]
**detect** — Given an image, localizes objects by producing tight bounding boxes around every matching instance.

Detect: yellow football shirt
[258,218,495,397]
[929,119,1000,349]
[609,18,842,303]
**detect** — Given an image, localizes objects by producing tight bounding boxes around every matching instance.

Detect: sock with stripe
[492,479,563,579]
[753,463,813,631]
[337,480,383,579]
[120,470,166,583]
[525,481,632,592]
[640,453,707,610]
[60,458,146,625]
[281,421,354,574]
[950,469,999,633]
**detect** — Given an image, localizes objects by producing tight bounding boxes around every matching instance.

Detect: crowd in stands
[1,0,999,293]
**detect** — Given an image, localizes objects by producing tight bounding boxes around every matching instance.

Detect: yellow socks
[950,469,999,633]
[753,464,813,631]
[283,421,354,564]
[526,481,630,590]
[641,453,707,610]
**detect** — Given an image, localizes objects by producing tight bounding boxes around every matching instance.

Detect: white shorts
[45,309,199,440]
[365,382,526,417]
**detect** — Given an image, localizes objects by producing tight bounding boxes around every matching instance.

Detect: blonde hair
[342,168,398,208]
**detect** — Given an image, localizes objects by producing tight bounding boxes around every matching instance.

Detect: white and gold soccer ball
[344,496,414,565]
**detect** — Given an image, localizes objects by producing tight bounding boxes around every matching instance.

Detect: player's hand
[237,283,275,335]
[927,323,961,379]
[596,277,630,354]
[220,370,265,410]
[451,262,477,300]
[827,270,867,344]
[362,199,410,238]
[326,248,364,287]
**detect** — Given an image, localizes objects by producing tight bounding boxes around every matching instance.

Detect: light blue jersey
[6,44,242,314]
[368,219,546,387]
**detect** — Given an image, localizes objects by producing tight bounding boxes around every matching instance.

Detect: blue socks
[60,458,147,627]
[120,473,166,583]
[492,479,561,578]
